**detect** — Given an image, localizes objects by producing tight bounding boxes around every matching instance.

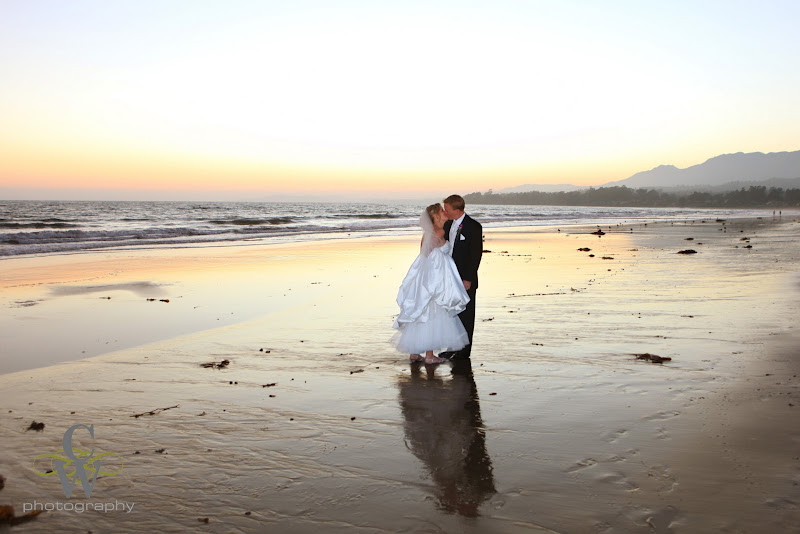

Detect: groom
[441,194,482,360]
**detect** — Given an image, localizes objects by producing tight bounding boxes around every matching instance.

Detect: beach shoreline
[1,215,793,375]
[1,215,798,532]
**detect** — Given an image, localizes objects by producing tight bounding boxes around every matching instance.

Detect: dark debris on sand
[0,505,44,527]
[201,359,230,369]
[635,353,673,364]
[26,421,45,432]
[131,405,179,418]
[677,249,698,254]
[1,475,45,526]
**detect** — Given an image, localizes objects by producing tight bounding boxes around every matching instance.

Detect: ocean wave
[209,217,295,226]
[0,223,326,256]
[0,200,784,258]
[326,213,403,220]
[0,222,82,229]
[0,224,309,245]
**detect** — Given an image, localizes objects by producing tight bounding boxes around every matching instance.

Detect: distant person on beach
[392,203,470,365]
[440,194,483,360]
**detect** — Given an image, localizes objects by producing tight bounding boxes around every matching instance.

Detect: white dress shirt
[449,213,465,256]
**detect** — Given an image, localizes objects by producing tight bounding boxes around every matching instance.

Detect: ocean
[0,200,779,258]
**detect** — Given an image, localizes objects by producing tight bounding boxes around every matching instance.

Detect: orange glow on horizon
[1,129,630,194]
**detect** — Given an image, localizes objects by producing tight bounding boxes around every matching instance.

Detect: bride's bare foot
[424,353,446,365]
[410,354,424,362]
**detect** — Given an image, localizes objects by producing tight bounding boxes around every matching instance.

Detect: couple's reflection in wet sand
[397,359,496,516]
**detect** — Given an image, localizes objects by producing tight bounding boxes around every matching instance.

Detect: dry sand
[1,215,798,533]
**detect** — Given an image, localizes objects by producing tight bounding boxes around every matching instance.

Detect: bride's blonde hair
[425,203,442,223]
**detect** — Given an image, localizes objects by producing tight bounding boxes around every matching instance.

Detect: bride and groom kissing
[392,194,483,364]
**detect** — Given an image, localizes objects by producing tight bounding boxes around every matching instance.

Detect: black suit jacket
[444,214,483,290]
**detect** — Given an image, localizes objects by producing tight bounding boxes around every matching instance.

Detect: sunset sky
[1,0,798,200]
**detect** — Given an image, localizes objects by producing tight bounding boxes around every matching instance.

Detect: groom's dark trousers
[458,287,477,358]
[445,214,482,359]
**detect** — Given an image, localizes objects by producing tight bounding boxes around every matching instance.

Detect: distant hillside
[464,185,800,208]
[604,150,800,188]
[496,183,588,194]
[484,150,800,197]
[657,177,800,194]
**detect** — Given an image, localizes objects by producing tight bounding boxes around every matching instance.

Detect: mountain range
[498,150,800,193]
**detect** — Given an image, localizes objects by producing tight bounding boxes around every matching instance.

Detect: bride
[392,203,470,365]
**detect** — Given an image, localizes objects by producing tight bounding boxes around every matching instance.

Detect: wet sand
[1,216,799,533]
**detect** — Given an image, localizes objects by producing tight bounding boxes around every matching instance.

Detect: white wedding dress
[392,231,470,355]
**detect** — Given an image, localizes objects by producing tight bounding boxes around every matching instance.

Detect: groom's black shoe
[449,345,472,360]
[439,348,471,360]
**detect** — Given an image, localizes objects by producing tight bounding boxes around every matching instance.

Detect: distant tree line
[465,185,800,208]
